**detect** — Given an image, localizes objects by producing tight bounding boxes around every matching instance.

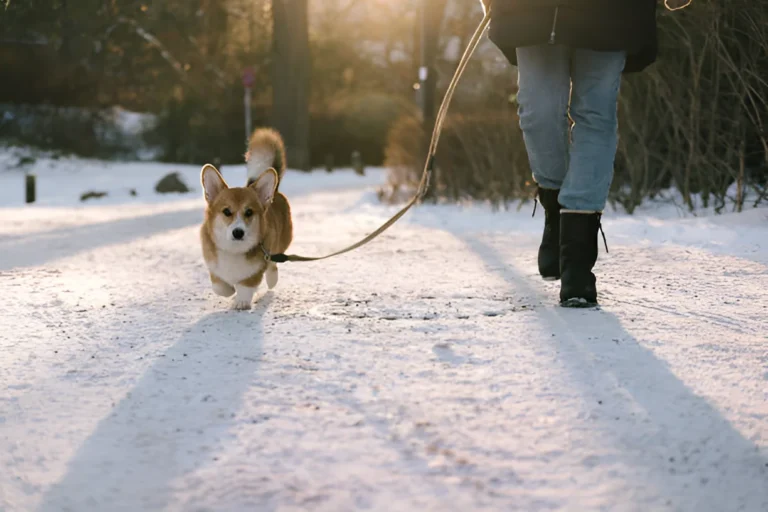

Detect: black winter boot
[536,187,561,280]
[559,211,605,308]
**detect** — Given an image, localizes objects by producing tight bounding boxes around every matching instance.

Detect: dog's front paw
[212,281,235,297]
[231,286,256,311]
[231,298,252,311]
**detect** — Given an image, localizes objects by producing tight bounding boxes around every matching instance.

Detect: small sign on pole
[242,67,255,140]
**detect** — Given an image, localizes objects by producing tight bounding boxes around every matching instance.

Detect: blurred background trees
[0,0,765,212]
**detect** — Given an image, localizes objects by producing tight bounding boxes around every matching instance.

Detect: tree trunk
[271,0,311,170]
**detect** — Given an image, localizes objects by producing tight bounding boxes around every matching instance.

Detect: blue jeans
[516,45,626,212]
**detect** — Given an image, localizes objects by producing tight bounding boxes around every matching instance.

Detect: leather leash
[268,10,492,264]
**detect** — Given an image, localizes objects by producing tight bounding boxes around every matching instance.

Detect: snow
[1,151,767,511]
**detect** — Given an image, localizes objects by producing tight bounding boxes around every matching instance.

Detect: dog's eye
[223,208,232,217]
[244,208,253,218]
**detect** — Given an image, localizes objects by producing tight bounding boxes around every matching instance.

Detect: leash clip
[259,243,271,262]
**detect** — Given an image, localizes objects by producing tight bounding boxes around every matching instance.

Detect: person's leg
[515,44,571,279]
[558,48,625,307]
[515,45,572,192]
[559,48,626,212]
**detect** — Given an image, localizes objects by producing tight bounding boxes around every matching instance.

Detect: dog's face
[201,165,278,254]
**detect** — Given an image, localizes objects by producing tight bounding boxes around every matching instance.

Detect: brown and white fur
[200,129,293,310]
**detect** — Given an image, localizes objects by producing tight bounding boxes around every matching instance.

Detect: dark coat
[488,0,658,73]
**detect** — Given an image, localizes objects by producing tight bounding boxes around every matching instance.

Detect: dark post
[25,173,36,204]
[351,150,364,176]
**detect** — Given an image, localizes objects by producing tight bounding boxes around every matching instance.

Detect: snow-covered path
[1,164,767,512]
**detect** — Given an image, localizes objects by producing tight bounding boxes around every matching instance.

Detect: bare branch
[115,16,186,78]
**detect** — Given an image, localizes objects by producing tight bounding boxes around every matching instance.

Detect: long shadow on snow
[459,233,768,511]
[0,207,201,272]
[37,295,273,512]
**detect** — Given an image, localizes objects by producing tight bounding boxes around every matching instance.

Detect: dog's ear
[201,164,228,204]
[249,168,278,205]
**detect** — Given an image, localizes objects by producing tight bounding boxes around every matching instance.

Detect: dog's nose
[232,228,245,240]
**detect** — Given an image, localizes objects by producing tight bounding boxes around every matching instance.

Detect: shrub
[611,0,768,213]
[311,92,416,169]
[383,110,533,207]
[143,87,267,165]
[144,90,414,169]
[0,104,142,159]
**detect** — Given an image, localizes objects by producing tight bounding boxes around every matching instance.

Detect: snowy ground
[1,151,767,512]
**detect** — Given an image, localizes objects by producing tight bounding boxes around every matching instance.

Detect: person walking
[482,0,690,307]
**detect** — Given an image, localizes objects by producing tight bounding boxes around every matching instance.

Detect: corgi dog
[200,128,293,310]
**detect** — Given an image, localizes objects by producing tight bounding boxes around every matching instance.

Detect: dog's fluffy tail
[245,128,286,187]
